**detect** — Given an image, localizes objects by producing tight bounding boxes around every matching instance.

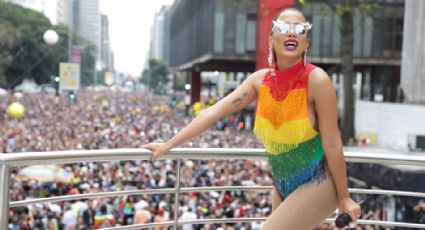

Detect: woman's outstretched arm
[143,69,266,162]
[309,68,361,222]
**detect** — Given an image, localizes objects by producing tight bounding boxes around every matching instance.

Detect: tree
[0,1,68,88]
[140,69,149,85]
[95,68,107,86]
[300,0,375,144]
[141,58,170,94]
[325,0,378,144]
[0,22,22,88]
[337,0,355,145]
[79,45,96,87]
[0,2,97,89]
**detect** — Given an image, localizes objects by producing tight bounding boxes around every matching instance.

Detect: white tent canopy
[0,88,7,96]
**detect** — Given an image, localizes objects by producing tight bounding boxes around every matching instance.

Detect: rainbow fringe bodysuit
[253,61,327,199]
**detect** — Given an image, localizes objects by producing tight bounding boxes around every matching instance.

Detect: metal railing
[1,148,425,229]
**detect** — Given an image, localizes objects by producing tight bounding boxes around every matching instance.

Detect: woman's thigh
[272,187,283,212]
[262,176,338,230]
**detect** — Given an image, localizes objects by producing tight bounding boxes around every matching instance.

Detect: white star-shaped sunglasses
[272,20,313,35]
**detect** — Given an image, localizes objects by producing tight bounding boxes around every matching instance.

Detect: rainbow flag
[254,62,327,198]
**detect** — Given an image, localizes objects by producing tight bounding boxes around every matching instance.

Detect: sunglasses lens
[274,21,309,35]
[278,23,290,34]
[294,24,306,34]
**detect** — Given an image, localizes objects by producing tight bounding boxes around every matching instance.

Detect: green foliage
[0,74,6,88]
[300,0,368,143]
[309,1,376,18]
[0,1,69,88]
[141,69,149,85]
[71,30,97,87]
[80,45,96,87]
[141,58,170,94]
[95,69,107,85]
[356,3,377,13]
[335,6,352,17]
[0,22,22,88]
[0,2,97,89]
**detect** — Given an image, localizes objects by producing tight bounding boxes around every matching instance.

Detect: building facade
[101,14,113,70]
[298,0,404,104]
[355,100,425,151]
[74,0,101,62]
[168,0,405,104]
[169,0,266,103]
[150,5,171,66]
[170,0,259,73]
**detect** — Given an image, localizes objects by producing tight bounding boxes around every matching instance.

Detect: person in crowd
[1,76,417,229]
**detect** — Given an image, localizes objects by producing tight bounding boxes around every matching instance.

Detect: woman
[143,8,360,229]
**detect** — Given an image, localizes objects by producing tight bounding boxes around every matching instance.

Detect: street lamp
[43,30,59,45]
[43,30,60,96]
[185,83,191,116]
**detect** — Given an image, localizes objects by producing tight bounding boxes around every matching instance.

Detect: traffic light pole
[53,75,60,96]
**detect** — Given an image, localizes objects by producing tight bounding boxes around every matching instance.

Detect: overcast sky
[100,0,174,77]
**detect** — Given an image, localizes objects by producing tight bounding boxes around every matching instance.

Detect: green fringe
[268,134,324,179]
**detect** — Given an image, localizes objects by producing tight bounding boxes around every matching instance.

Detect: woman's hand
[339,197,361,222]
[141,142,171,163]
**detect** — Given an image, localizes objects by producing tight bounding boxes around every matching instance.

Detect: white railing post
[0,164,10,229]
[174,159,182,229]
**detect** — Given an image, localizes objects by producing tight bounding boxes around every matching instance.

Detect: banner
[71,46,82,63]
[104,72,113,85]
[59,63,80,90]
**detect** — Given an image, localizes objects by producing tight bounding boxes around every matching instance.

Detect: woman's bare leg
[261,176,338,230]
[272,187,283,212]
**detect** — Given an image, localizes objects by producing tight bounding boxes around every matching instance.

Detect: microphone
[335,197,370,228]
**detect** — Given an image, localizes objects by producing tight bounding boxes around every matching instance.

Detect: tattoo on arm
[231,92,250,107]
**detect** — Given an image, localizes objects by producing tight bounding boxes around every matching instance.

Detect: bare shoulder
[309,67,332,86]
[308,67,334,96]
[248,68,268,81]
[247,68,268,90]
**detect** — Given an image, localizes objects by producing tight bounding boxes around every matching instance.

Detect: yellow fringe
[253,116,318,155]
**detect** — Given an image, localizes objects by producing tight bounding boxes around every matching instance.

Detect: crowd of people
[1,89,424,229]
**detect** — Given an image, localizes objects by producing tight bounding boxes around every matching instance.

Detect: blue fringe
[273,158,327,199]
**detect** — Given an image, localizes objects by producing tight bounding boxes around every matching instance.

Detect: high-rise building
[74,0,101,62]
[6,0,66,25]
[109,51,114,71]
[55,0,65,24]
[101,14,112,70]
[63,0,70,25]
[150,5,171,65]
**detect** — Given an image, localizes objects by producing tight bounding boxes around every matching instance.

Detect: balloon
[193,102,202,112]
[7,102,25,118]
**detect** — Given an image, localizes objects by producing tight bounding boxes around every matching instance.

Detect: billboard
[104,71,113,85]
[59,63,80,90]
